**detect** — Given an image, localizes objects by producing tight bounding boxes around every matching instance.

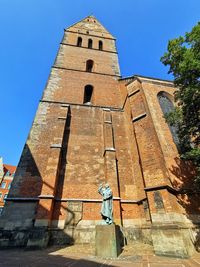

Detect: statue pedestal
[95,224,122,258]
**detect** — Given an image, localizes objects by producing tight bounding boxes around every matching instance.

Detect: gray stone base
[0,227,74,248]
[0,229,30,247]
[0,228,50,249]
[49,229,74,246]
[123,226,152,245]
[0,223,198,259]
[27,228,50,249]
[95,224,122,258]
[151,225,195,258]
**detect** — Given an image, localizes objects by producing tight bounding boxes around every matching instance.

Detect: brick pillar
[103,109,121,225]
[35,105,69,227]
[129,88,170,216]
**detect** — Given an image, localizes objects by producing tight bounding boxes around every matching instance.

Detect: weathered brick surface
[1,16,199,255]
[43,69,121,107]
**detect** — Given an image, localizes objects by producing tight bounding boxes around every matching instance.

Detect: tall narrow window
[157,91,179,147]
[86,60,94,72]
[77,37,82,47]
[99,40,103,50]
[84,85,93,104]
[88,39,93,49]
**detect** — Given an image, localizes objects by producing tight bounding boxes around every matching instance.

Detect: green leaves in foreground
[161,22,200,187]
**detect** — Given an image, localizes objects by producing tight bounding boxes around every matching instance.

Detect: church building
[0,16,199,257]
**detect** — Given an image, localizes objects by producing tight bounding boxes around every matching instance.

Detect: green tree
[161,22,200,186]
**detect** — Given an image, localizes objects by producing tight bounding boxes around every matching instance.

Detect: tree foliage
[161,22,200,185]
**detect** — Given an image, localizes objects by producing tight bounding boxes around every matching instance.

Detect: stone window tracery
[157,91,179,147]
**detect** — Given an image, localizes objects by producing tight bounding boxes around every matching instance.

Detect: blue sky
[0,0,199,165]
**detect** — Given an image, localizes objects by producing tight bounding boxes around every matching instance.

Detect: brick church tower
[0,16,199,257]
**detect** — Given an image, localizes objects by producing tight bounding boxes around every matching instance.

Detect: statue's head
[105,183,109,188]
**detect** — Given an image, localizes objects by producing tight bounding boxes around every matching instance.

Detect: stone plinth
[151,225,195,258]
[27,228,50,249]
[95,224,122,258]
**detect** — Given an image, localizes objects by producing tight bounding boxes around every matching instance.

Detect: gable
[66,15,115,39]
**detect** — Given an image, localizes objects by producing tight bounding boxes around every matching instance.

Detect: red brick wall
[3,17,199,232]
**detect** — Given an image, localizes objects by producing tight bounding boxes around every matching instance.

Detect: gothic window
[83,85,93,104]
[157,91,179,147]
[77,37,82,47]
[86,60,94,72]
[88,39,93,49]
[99,41,103,50]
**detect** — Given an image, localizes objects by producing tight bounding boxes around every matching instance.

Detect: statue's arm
[98,184,103,195]
[103,190,113,200]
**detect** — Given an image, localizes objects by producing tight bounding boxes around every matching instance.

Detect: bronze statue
[98,183,113,224]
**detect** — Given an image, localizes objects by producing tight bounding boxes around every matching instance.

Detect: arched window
[84,85,93,104]
[99,41,103,50]
[86,60,94,72]
[157,91,179,146]
[77,37,82,47]
[88,39,93,49]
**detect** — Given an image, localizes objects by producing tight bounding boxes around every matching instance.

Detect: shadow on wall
[169,157,200,251]
[48,106,82,245]
[1,107,78,248]
[169,157,195,189]
[51,106,77,229]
